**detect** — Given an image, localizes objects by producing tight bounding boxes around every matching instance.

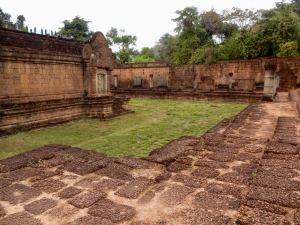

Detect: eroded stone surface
[88,199,136,223]
[24,197,57,215]
[0,98,300,224]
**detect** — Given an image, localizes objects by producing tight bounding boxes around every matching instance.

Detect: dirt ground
[1,91,300,225]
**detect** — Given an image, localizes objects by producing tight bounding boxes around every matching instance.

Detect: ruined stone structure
[111,57,300,102]
[0,28,133,135]
[1,27,300,134]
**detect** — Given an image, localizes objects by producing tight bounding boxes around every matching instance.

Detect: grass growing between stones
[0,99,247,159]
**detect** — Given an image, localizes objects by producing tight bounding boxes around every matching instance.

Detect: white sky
[1,0,279,50]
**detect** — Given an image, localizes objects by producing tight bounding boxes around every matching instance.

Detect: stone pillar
[262,65,277,101]
[228,73,233,90]
[193,74,197,90]
[149,74,153,89]
[114,75,118,88]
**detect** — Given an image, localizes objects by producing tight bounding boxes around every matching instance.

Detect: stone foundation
[0,96,133,135]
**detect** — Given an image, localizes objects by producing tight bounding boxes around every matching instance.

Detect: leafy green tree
[0,8,15,29]
[249,3,300,57]
[171,7,207,64]
[131,55,155,63]
[16,15,26,31]
[277,41,300,57]
[57,16,94,41]
[131,47,155,63]
[153,33,175,62]
[189,45,219,64]
[106,27,138,63]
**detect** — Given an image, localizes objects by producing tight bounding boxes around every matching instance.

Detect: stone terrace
[1,91,300,225]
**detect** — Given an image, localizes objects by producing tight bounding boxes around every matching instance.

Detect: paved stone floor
[1,91,300,225]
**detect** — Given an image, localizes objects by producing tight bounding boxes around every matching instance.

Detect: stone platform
[1,91,300,224]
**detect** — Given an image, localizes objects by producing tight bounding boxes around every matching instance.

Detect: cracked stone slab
[65,216,114,225]
[159,185,194,207]
[244,199,288,216]
[88,199,136,223]
[173,173,206,188]
[237,206,290,225]
[31,178,67,193]
[205,183,243,198]
[247,186,300,208]
[57,186,83,199]
[0,211,43,225]
[194,159,229,169]
[24,197,57,215]
[191,166,220,178]
[0,183,42,204]
[68,190,106,208]
[115,177,154,199]
[194,191,241,210]
[94,162,133,180]
[251,174,300,191]
[207,152,235,162]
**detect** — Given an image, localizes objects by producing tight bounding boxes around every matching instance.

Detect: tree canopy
[56,16,94,41]
[152,1,300,65]
[0,8,26,31]
[106,27,138,64]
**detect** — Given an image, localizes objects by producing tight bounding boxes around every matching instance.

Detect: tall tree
[171,7,207,64]
[0,8,15,29]
[131,47,155,63]
[106,27,138,64]
[153,33,175,62]
[57,16,94,41]
[16,15,26,31]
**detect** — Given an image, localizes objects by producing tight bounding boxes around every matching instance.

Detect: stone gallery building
[0,28,133,135]
[0,27,299,134]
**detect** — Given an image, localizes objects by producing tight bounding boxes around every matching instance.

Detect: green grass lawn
[0,99,247,160]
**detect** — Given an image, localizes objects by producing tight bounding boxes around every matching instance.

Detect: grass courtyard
[0,99,247,160]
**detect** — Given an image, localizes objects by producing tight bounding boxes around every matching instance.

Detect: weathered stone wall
[0,48,84,106]
[0,28,85,106]
[0,28,83,54]
[0,28,133,135]
[112,57,300,91]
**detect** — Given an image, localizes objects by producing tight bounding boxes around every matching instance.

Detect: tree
[57,16,94,41]
[277,41,300,56]
[131,47,155,63]
[106,27,138,64]
[153,33,175,62]
[171,7,207,64]
[0,8,15,29]
[16,15,26,31]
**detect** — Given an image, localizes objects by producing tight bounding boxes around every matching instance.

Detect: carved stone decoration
[83,32,115,97]
[86,32,114,70]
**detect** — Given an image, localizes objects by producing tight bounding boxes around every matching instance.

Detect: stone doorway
[96,68,107,95]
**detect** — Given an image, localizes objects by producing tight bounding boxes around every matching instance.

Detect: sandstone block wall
[0,28,85,106]
[0,48,84,106]
[112,57,300,91]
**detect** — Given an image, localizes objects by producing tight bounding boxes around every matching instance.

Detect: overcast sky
[2,0,279,50]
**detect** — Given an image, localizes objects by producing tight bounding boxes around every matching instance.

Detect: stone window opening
[133,76,143,88]
[157,75,168,88]
[111,75,120,88]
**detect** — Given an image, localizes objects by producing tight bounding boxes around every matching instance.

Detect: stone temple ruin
[1,28,300,224]
[1,27,300,134]
[0,28,133,135]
